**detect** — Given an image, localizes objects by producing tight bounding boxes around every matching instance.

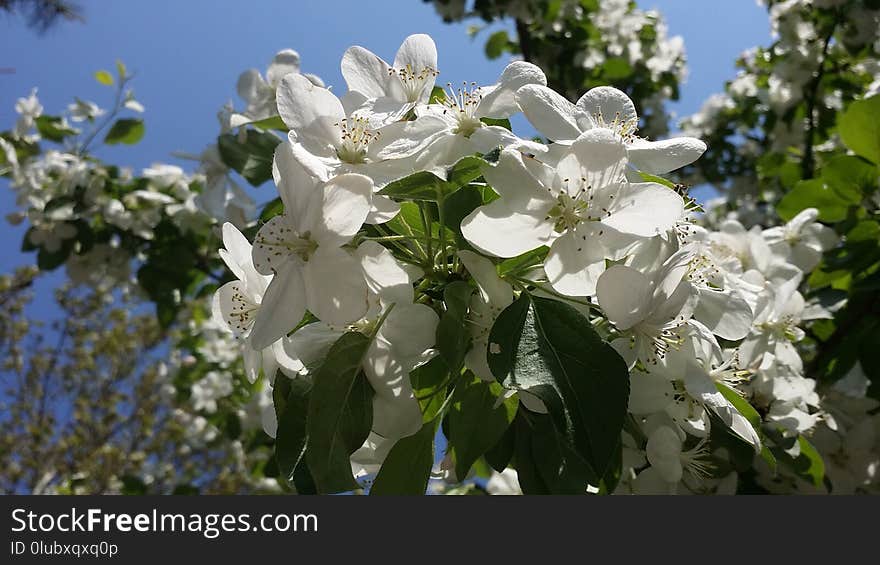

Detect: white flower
[289,241,437,441]
[276,74,436,223]
[738,277,808,374]
[762,207,838,273]
[67,98,105,122]
[195,145,256,226]
[516,84,706,173]
[462,133,685,296]
[596,251,696,371]
[386,61,549,177]
[212,222,304,382]
[457,250,548,414]
[341,34,439,124]
[646,425,712,484]
[248,168,372,349]
[486,468,522,495]
[231,49,321,126]
[14,88,43,139]
[190,371,234,413]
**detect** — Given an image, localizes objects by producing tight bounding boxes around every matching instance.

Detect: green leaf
[385,201,439,239]
[480,117,512,131]
[429,86,447,104]
[259,197,284,222]
[115,60,127,80]
[36,238,75,270]
[820,155,877,196]
[275,385,310,486]
[715,382,761,431]
[245,115,289,131]
[35,116,78,142]
[436,281,473,372]
[442,185,482,244]
[838,95,880,164]
[793,436,826,489]
[217,130,281,187]
[516,410,596,493]
[104,119,145,145]
[448,376,517,479]
[410,356,450,422]
[776,178,860,223]
[488,293,630,483]
[370,420,437,495]
[378,154,488,201]
[637,171,676,189]
[94,70,114,86]
[497,247,548,278]
[484,30,510,60]
[305,332,374,493]
[484,419,516,472]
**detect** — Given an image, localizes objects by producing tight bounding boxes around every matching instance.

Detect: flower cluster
[207,33,873,494]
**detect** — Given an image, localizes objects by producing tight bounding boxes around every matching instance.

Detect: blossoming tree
[2,0,879,495]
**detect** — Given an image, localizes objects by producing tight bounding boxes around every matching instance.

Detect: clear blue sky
[0,0,771,310]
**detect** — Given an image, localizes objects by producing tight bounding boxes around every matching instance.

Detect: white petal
[476,61,547,119]
[219,222,250,281]
[213,281,254,336]
[274,141,323,212]
[694,288,753,341]
[460,199,553,258]
[371,115,448,160]
[365,194,401,225]
[252,215,296,276]
[393,34,438,102]
[287,322,342,369]
[603,182,684,237]
[576,86,637,127]
[627,137,707,174]
[341,46,403,100]
[303,246,369,327]
[357,240,417,306]
[249,261,306,350]
[683,367,761,451]
[266,49,301,86]
[516,84,586,143]
[301,174,372,247]
[377,303,439,357]
[458,250,513,307]
[236,69,265,104]
[276,73,344,132]
[646,426,684,484]
[545,225,607,297]
[596,265,652,330]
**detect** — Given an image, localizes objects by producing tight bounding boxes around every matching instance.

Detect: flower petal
[301,174,373,247]
[545,225,607,296]
[576,86,637,128]
[303,246,369,327]
[476,61,547,119]
[341,46,403,100]
[603,182,684,237]
[266,49,301,86]
[516,84,586,143]
[458,250,513,307]
[596,265,652,330]
[627,137,707,174]
[249,261,306,350]
[461,199,553,258]
[276,73,344,132]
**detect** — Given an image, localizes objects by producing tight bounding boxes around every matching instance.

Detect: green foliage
[838,95,880,164]
[488,293,630,489]
[217,129,281,186]
[305,332,375,493]
[447,375,517,479]
[370,420,437,495]
[104,118,144,145]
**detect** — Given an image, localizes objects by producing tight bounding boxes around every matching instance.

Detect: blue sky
[0,0,771,315]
